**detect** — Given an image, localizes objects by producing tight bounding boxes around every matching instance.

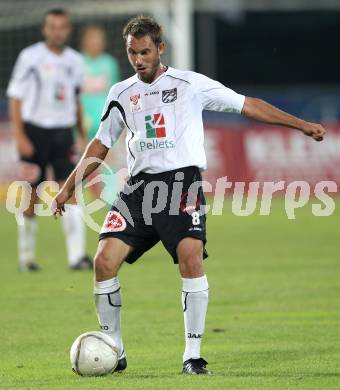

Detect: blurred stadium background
[1,2,340,388]
[1,0,340,195]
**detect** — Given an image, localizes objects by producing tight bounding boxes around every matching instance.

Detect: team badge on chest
[130,94,142,113]
[162,88,177,103]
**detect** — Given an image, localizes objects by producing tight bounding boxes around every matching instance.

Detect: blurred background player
[81,24,120,141]
[7,8,92,271]
[80,24,121,200]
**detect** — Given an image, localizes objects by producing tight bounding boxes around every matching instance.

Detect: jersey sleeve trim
[101,100,127,126]
[100,100,135,162]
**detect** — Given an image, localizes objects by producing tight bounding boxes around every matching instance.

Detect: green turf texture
[0,198,339,389]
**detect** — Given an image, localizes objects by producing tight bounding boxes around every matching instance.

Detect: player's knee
[179,254,203,278]
[94,250,119,277]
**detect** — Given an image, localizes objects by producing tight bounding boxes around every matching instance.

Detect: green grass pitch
[0,198,340,389]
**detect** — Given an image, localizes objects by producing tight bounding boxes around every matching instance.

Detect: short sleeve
[6,50,32,99]
[95,90,126,148]
[190,72,245,113]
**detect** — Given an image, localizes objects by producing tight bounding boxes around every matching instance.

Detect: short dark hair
[43,8,69,22]
[123,15,163,46]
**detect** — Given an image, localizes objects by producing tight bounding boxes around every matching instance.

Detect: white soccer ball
[70,331,119,376]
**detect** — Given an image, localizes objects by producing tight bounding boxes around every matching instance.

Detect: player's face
[42,15,71,49]
[126,34,165,83]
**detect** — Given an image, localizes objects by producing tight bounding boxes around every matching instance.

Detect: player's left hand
[301,122,326,141]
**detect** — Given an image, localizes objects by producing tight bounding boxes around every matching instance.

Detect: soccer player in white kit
[53,16,326,374]
[7,9,92,271]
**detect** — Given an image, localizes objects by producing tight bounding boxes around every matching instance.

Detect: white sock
[182,275,209,362]
[61,204,86,266]
[18,215,37,266]
[94,277,125,358]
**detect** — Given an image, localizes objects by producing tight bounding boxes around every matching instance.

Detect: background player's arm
[242,96,326,141]
[9,97,34,157]
[53,138,109,216]
[76,97,87,149]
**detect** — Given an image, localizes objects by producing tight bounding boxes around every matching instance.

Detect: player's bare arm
[242,96,326,141]
[9,97,34,157]
[53,138,108,217]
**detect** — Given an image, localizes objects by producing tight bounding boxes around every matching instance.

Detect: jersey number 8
[191,211,200,225]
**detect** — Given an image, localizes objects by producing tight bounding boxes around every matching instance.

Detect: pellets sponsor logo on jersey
[162,88,177,103]
[145,113,166,138]
[137,113,175,152]
[137,138,175,152]
[130,94,142,113]
[100,211,127,234]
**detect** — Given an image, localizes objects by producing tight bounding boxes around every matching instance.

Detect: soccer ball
[70,331,119,376]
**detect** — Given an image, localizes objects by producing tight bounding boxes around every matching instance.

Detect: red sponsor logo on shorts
[180,192,200,214]
[101,211,127,234]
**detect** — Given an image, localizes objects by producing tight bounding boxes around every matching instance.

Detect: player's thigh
[154,209,207,266]
[177,237,204,278]
[94,237,133,280]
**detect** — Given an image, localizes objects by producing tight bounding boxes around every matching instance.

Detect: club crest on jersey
[162,88,177,103]
[130,94,142,113]
[100,211,127,234]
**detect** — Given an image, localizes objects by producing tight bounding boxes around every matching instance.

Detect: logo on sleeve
[162,88,177,103]
[100,211,127,234]
[130,94,142,113]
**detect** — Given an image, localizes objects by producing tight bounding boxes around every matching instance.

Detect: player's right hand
[17,135,34,157]
[301,122,326,141]
[52,188,72,219]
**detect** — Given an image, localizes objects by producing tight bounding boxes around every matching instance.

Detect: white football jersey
[96,67,245,176]
[7,42,84,128]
